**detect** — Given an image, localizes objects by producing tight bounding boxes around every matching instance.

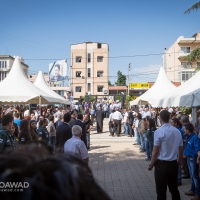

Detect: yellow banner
[129,82,150,89]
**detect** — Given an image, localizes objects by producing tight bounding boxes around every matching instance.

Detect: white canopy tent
[0,57,62,104]
[34,71,71,105]
[156,70,200,108]
[130,67,176,106]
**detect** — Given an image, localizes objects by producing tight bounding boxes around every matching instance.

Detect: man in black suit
[73,114,87,147]
[96,106,104,133]
[56,113,72,152]
[128,108,134,137]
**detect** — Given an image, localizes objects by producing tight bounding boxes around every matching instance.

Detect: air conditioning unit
[103,90,108,95]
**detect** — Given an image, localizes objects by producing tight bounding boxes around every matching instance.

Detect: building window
[181,62,191,69]
[88,83,91,92]
[97,43,101,49]
[97,71,103,77]
[76,71,82,77]
[180,47,190,53]
[97,56,103,62]
[76,56,82,63]
[2,61,4,68]
[0,61,1,68]
[88,53,91,63]
[87,68,91,77]
[5,61,7,68]
[97,86,103,92]
[180,71,195,82]
[75,86,82,92]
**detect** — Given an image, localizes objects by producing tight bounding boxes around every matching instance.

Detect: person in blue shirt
[183,123,200,200]
[13,113,21,127]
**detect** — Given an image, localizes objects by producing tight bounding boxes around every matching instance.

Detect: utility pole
[128,63,131,96]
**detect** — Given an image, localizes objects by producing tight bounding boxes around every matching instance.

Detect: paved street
[89,118,191,200]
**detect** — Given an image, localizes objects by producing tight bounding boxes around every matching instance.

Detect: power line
[0,36,67,58]
[22,51,185,61]
[0,31,67,52]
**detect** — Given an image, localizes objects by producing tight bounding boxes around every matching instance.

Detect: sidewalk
[89,118,191,200]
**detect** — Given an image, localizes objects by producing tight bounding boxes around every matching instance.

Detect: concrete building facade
[0,55,28,81]
[71,42,109,99]
[163,33,200,83]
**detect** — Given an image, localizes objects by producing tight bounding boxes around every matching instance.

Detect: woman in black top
[18,120,31,145]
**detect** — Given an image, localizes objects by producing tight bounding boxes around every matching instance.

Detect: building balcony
[178,50,191,58]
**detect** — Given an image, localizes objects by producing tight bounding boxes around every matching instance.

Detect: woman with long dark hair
[30,120,39,140]
[18,120,31,144]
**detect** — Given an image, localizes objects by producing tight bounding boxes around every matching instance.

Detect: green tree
[179,107,192,115]
[124,95,132,108]
[108,80,114,86]
[115,70,126,86]
[184,47,200,71]
[184,1,200,14]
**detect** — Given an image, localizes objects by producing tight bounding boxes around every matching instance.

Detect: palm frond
[182,48,200,71]
[184,1,200,14]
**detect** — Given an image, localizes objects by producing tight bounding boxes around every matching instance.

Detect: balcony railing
[178,50,191,57]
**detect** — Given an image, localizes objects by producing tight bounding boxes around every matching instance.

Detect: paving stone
[89,118,191,200]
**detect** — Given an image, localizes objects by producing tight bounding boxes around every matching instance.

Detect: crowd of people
[0,100,121,158]
[112,105,200,200]
[0,102,200,200]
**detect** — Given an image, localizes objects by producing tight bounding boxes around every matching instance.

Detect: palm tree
[184,2,200,70]
[184,1,200,14]
[184,48,200,71]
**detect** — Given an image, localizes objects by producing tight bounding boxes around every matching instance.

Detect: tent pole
[39,96,41,116]
[191,107,197,125]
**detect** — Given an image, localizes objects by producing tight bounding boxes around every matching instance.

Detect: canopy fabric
[34,71,71,105]
[156,71,200,107]
[0,57,62,104]
[130,67,176,106]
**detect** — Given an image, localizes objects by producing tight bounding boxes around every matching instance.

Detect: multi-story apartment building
[71,42,109,99]
[0,55,28,81]
[163,32,200,83]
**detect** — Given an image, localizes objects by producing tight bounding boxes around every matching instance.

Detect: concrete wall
[71,42,109,99]
[165,34,200,83]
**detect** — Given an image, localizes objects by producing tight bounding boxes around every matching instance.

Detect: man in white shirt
[24,107,30,117]
[123,108,129,134]
[64,125,89,165]
[143,106,151,119]
[112,107,123,137]
[148,110,183,200]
